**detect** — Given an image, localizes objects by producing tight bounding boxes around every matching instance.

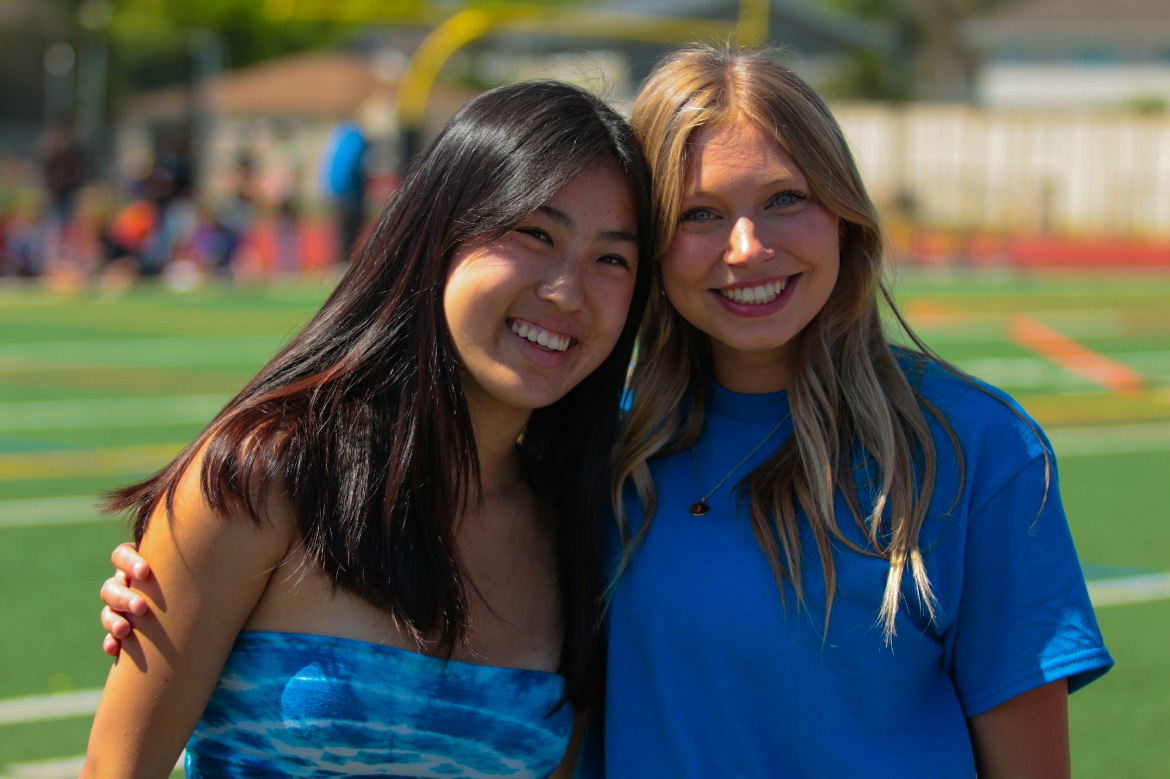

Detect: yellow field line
[0,444,183,482]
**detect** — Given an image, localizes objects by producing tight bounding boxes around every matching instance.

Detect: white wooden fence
[833,103,1170,239]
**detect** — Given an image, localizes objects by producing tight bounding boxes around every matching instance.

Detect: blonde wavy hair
[615,45,966,641]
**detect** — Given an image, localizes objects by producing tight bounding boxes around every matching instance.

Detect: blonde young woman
[587,45,1112,777]
[99,48,1110,777]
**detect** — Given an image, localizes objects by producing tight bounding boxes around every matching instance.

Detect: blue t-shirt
[599,362,1112,778]
[320,122,366,198]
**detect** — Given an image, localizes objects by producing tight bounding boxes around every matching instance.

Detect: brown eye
[518,227,552,243]
[599,254,631,268]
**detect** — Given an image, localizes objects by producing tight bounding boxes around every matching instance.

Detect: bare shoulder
[144,439,298,567]
[83,442,299,776]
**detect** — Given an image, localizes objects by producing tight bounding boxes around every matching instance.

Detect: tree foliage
[823,0,1012,99]
[105,0,351,95]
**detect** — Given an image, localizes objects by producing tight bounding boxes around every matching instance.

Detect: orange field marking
[1008,315,1145,398]
[905,300,957,328]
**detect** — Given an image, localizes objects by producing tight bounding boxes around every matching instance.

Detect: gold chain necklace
[689,413,791,516]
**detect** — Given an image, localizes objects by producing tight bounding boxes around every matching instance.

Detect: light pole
[77,0,113,171]
[43,41,76,124]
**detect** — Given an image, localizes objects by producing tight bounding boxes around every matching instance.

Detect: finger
[100,577,148,616]
[101,606,131,638]
[112,543,150,580]
[102,634,122,658]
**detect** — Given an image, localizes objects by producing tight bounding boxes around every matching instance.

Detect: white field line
[0,395,227,431]
[0,690,101,726]
[1047,422,1170,457]
[0,755,86,779]
[908,311,1129,340]
[0,753,184,779]
[0,496,106,528]
[954,352,1170,391]
[0,336,282,372]
[1088,573,1170,607]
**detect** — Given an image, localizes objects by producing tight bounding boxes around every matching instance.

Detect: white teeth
[511,321,570,352]
[719,278,788,305]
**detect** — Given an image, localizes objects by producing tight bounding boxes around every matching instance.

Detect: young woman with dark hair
[81,79,652,778]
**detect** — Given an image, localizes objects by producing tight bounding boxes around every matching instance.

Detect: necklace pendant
[689,501,709,516]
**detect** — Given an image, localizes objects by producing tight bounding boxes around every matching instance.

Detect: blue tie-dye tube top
[184,631,573,778]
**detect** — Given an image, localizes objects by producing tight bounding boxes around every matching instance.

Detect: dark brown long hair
[107,81,653,709]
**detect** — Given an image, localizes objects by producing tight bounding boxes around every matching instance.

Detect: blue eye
[771,191,807,209]
[680,208,716,223]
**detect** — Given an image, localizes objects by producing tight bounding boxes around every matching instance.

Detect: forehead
[682,120,804,190]
[547,163,638,228]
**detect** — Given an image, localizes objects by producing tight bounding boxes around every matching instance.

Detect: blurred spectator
[320,121,366,264]
[204,155,255,278]
[39,123,87,274]
[140,153,197,277]
[101,187,157,273]
[1,207,39,277]
[100,154,196,279]
[262,125,302,275]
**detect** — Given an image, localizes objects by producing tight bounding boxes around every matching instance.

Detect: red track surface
[894,230,1170,269]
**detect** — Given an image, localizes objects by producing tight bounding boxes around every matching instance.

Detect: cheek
[802,211,842,265]
[660,249,710,322]
[664,225,729,287]
[440,279,464,340]
[441,265,486,351]
[575,276,636,367]
[597,277,637,339]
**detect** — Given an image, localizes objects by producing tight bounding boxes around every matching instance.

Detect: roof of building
[981,0,1170,23]
[966,0,1170,49]
[121,50,478,123]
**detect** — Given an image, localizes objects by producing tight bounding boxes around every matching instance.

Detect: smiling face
[443,164,639,421]
[662,119,840,393]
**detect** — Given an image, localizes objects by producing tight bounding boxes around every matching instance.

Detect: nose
[536,253,586,311]
[725,217,775,267]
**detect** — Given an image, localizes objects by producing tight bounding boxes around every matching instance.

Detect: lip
[506,317,578,368]
[709,274,801,318]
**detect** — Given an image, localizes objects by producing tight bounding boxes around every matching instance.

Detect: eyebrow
[538,204,638,245]
[683,174,808,199]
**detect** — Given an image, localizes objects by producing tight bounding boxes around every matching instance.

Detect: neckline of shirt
[236,631,567,685]
[707,381,791,423]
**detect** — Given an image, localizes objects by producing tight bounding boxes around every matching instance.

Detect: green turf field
[1,271,1167,776]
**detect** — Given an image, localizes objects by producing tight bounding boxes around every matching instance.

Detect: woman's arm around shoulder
[81,448,297,778]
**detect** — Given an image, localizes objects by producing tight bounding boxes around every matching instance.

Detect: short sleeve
[946,450,1113,717]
